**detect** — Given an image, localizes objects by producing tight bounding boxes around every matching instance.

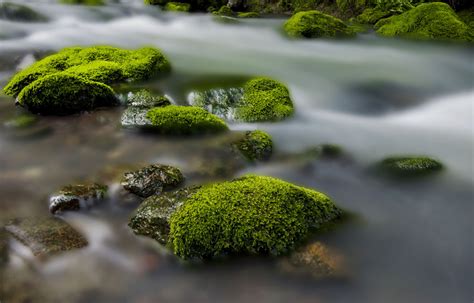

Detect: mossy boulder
[4,217,88,257]
[213,5,234,16]
[17,73,118,115]
[146,105,229,135]
[165,2,191,12]
[378,156,444,177]
[284,10,356,39]
[4,46,170,114]
[375,3,473,42]
[0,2,49,22]
[355,7,393,24]
[236,77,294,122]
[49,183,108,214]
[125,90,171,109]
[237,11,260,18]
[232,130,273,161]
[169,175,341,259]
[121,164,184,198]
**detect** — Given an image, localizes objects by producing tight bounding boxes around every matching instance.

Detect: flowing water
[0,1,473,302]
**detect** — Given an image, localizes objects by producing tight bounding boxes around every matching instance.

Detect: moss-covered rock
[4,217,88,257]
[236,77,294,122]
[284,10,356,39]
[49,183,108,214]
[169,175,341,260]
[17,73,118,115]
[125,90,171,109]
[237,11,260,18]
[59,0,104,5]
[0,2,49,22]
[355,7,393,24]
[188,87,244,120]
[129,187,199,245]
[165,2,191,12]
[121,164,184,198]
[378,156,444,177]
[213,5,234,16]
[232,130,273,161]
[146,105,229,135]
[457,8,474,30]
[376,3,473,42]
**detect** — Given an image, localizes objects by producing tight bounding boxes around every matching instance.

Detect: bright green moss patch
[213,5,234,16]
[233,130,273,161]
[378,156,444,176]
[376,3,473,42]
[165,2,191,12]
[236,77,294,122]
[237,12,260,18]
[169,175,341,260]
[146,105,229,135]
[284,10,356,39]
[355,7,393,24]
[17,73,118,115]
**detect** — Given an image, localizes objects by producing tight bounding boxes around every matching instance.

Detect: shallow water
[0,1,473,302]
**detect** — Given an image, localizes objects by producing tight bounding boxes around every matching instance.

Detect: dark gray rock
[0,2,49,23]
[49,183,108,214]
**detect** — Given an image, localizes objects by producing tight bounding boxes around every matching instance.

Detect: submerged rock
[375,3,473,42]
[284,10,355,39]
[0,2,49,23]
[49,183,108,214]
[125,90,171,109]
[4,46,170,115]
[378,156,444,177]
[355,7,394,24]
[232,130,273,161]
[130,175,341,260]
[279,242,347,279]
[3,114,38,129]
[129,187,199,245]
[188,87,244,120]
[4,217,88,257]
[121,164,184,198]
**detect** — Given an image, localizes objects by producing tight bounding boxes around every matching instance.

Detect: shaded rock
[49,183,108,214]
[129,187,199,245]
[0,2,49,23]
[232,130,273,161]
[4,217,88,257]
[165,2,191,12]
[0,229,9,266]
[121,164,184,198]
[284,10,355,39]
[279,242,347,279]
[377,155,444,177]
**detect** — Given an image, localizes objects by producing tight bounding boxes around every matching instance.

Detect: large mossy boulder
[4,46,170,115]
[0,2,49,22]
[375,3,474,42]
[145,105,229,135]
[377,155,444,177]
[235,77,294,122]
[130,175,341,260]
[164,2,191,12]
[284,10,356,39]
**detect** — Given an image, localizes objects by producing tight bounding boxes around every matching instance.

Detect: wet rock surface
[121,164,184,198]
[377,156,444,177]
[49,183,108,214]
[188,87,244,120]
[129,187,199,245]
[4,217,88,257]
[0,2,49,23]
[279,242,347,279]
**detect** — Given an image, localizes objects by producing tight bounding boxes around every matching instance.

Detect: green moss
[336,0,367,15]
[59,0,104,5]
[126,90,171,108]
[235,77,294,122]
[4,46,170,98]
[233,130,273,161]
[145,0,227,11]
[237,11,260,18]
[0,2,49,22]
[458,8,474,30]
[165,2,191,11]
[355,7,393,24]
[378,156,444,176]
[146,105,229,135]
[213,5,234,16]
[284,10,356,39]
[17,73,118,115]
[169,175,341,260]
[376,3,473,42]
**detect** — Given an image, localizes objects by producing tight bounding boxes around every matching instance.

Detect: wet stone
[125,90,171,109]
[279,242,347,279]
[378,156,444,177]
[0,2,49,23]
[129,187,199,245]
[188,87,244,120]
[120,107,151,129]
[4,217,88,257]
[121,164,184,198]
[49,183,108,214]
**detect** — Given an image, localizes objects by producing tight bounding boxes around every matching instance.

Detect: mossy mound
[165,2,191,12]
[213,5,234,16]
[146,105,229,135]
[375,3,473,42]
[0,2,49,22]
[284,10,355,39]
[17,73,118,115]
[236,77,294,122]
[126,90,171,108]
[237,11,260,18]
[233,130,273,161]
[378,156,444,177]
[4,46,170,114]
[169,175,341,260]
